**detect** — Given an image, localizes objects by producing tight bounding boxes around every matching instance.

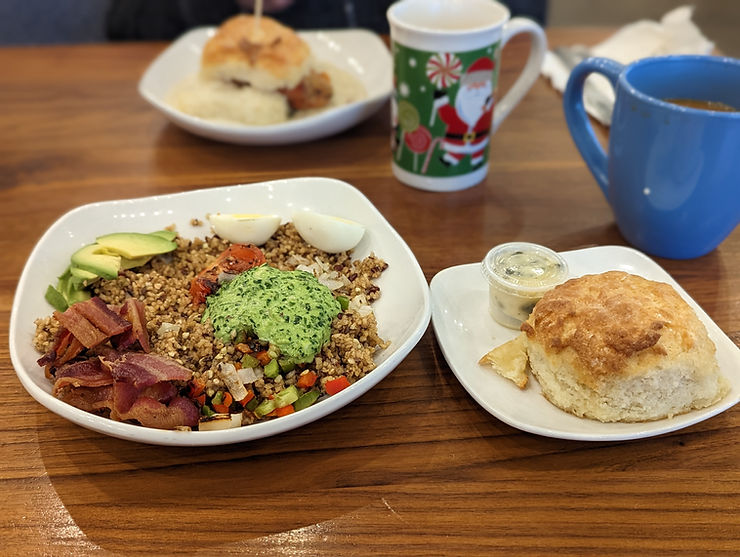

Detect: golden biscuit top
[521,271,710,382]
[201,15,310,87]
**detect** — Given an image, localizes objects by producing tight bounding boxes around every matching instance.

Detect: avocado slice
[71,244,121,280]
[70,265,99,282]
[149,229,177,242]
[95,232,177,259]
[120,255,152,270]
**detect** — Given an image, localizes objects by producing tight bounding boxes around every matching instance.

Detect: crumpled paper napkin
[541,6,714,125]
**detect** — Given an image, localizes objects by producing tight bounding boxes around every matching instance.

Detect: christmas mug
[387,0,546,191]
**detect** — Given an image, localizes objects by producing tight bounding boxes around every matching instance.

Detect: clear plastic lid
[481,242,569,294]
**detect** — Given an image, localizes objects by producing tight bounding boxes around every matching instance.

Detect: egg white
[292,210,365,253]
[208,213,281,245]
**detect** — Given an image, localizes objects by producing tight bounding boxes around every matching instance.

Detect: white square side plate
[138,27,392,145]
[10,178,431,446]
[430,246,740,441]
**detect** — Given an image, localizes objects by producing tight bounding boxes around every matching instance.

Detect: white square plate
[10,178,431,446]
[138,27,392,145]
[430,246,740,441]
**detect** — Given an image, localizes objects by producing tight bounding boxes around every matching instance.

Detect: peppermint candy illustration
[425,52,462,89]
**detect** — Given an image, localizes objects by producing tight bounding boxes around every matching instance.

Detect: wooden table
[1,28,738,555]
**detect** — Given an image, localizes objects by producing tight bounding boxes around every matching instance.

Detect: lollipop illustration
[396,99,420,161]
[425,52,462,89]
[404,125,432,172]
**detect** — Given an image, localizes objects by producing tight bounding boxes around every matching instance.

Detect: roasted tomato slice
[190,243,266,305]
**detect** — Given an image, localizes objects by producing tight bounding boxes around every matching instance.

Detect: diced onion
[217,362,248,401]
[156,322,181,336]
[237,366,262,384]
[198,414,242,431]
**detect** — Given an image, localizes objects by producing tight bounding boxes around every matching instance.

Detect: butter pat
[481,242,568,329]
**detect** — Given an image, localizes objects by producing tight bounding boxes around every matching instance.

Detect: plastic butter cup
[481,242,569,329]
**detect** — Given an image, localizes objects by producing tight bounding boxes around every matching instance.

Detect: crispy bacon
[73,297,131,336]
[105,353,192,388]
[37,328,85,370]
[55,384,114,414]
[112,298,150,352]
[51,358,113,395]
[115,396,199,430]
[53,309,108,349]
[52,351,197,430]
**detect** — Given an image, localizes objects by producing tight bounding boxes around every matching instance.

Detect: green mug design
[392,42,501,178]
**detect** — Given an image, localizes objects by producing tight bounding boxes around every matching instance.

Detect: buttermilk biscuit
[201,14,312,91]
[520,271,728,422]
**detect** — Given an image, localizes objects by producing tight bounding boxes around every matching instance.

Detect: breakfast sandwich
[201,14,332,110]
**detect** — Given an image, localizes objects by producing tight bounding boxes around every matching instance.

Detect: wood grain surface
[0,27,738,556]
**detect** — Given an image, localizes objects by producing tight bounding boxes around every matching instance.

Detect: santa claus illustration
[432,56,495,167]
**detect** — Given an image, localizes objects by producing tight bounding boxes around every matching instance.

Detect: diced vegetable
[337,295,349,311]
[325,376,351,395]
[212,391,233,414]
[275,405,295,417]
[278,358,295,372]
[254,350,271,366]
[239,389,255,405]
[273,385,300,408]
[254,398,277,418]
[296,370,318,389]
[245,397,259,411]
[240,353,260,368]
[293,390,320,411]
[263,359,280,379]
[217,362,248,401]
[238,365,261,384]
[199,413,242,431]
[188,379,205,397]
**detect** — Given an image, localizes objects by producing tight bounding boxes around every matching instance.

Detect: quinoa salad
[33,217,389,431]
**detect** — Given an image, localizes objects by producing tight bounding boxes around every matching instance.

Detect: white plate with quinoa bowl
[138,27,392,145]
[430,246,740,442]
[10,178,431,446]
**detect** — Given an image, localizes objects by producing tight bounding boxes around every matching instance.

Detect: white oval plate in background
[430,246,740,442]
[138,27,392,145]
[10,178,431,446]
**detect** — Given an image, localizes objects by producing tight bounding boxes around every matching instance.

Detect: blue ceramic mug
[563,55,740,259]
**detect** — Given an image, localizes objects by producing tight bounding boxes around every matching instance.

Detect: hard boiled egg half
[208,213,281,245]
[292,210,365,253]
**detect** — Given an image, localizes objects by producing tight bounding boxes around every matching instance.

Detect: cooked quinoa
[34,223,389,426]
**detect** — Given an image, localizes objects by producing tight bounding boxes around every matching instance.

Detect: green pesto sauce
[205,264,341,364]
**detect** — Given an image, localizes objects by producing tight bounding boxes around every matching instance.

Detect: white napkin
[541,6,714,125]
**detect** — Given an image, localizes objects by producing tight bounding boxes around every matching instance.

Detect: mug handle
[562,57,623,197]
[492,17,547,133]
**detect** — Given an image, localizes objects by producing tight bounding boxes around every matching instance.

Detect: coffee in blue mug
[563,55,740,259]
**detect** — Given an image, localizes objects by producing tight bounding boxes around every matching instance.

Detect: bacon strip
[53,309,108,349]
[55,384,113,413]
[107,352,192,388]
[116,396,199,430]
[113,298,150,352]
[52,358,114,395]
[73,297,131,336]
[37,329,85,369]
